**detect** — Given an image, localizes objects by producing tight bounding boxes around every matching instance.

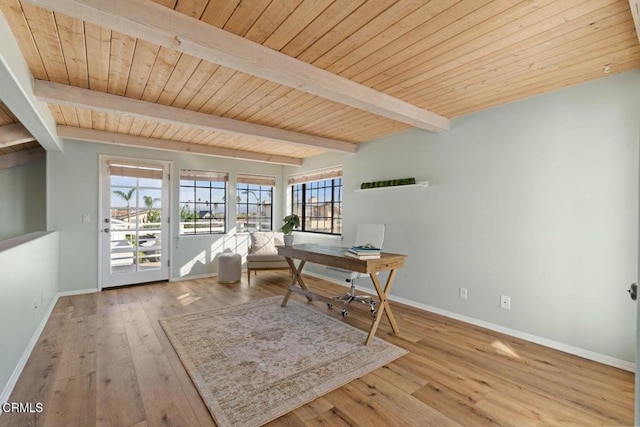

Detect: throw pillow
[250,232,277,254]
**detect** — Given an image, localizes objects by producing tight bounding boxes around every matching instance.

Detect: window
[289,167,342,235]
[179,169,228,235]
[236,174,275,232]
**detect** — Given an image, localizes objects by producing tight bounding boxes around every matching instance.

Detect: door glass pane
[109,165,163,274]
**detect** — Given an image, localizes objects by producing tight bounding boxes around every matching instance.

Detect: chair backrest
[354,224,385,249]
[249,231,284,254]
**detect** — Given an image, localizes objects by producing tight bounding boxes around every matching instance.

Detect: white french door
[100,157,170,288]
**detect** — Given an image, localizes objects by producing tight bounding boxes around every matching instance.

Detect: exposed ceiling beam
[22,0,450,133]
[0,12,62,152]
[0,123,35,148]
[0,146,45,170]
[630,0,640,44]
[34,80,356,154]
[57,126,302,166]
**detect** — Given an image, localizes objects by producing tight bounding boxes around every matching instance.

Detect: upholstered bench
[246,231,290,285]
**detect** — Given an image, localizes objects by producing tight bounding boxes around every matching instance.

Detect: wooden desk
[277,244,407,345]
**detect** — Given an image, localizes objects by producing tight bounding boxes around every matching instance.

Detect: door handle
[628,283,637,301]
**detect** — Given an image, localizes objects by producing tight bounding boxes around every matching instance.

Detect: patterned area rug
[159,296,407,426]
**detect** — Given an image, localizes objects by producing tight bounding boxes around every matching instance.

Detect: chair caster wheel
[371,310,377,317]
[327,303,333,309]
[341,310,348,317]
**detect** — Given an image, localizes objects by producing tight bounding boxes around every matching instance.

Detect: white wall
[0,159,46,241]
[47,140,283,292]
[0,231,59,401]
[285,71,640,363]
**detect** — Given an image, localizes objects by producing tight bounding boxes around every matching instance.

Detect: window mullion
[331,179,335,234]
[302,184,307,232]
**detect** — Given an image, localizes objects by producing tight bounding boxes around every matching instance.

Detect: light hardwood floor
[0,272,634,426]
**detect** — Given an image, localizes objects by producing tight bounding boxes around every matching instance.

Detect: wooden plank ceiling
[0,0,639,164]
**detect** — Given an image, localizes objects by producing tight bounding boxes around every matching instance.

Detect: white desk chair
[326,224,385,317]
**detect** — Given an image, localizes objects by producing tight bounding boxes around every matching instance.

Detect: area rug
[159,296,407,426]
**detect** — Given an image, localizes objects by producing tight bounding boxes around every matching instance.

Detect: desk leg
[281,258,308,307]
[365,269,400,345]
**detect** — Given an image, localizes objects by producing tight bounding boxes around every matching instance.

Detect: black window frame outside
[179,171,227,236]
[290,177,342,235]
[236,182,274,232]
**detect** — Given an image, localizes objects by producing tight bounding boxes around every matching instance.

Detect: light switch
[82,214,91,224]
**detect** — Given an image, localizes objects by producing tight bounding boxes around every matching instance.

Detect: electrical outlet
[500,295,511,310]
[459,288,468,299]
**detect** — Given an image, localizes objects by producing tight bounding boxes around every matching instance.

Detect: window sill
[179,233,228,240]
[294,232,343,241]
[235,231,275,235]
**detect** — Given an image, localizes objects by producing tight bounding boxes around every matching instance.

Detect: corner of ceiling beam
[0,12,62,152]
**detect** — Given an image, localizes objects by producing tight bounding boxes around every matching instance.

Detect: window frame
[289,169,342,236]
[178,169,228,236]
[236,176,274,232]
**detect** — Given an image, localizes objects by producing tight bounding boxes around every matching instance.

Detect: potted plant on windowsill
[281,214,300,246]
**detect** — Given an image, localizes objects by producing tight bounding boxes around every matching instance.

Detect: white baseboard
[304,271,635,372]
[0,293,60,404]
[58,288,98,297]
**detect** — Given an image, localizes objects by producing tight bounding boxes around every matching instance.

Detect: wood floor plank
[54,315,97,380]
[95,288,126,338]
[411,378,500,427]
[123,289,202,426]
[301,407,355,427]
[288,396,334,424]
[323,385,402,426]
[96,332,146,427]
[43,372,96,427]
[1,272,633,426]
[121,300,163,353]
[369,362,428,395]
[68,293,98,319]
[129,345,200,426]
[350,374,461,427]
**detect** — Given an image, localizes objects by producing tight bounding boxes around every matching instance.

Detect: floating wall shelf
[354,181,429,192]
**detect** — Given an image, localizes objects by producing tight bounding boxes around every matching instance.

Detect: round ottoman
[217,253,242,283]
